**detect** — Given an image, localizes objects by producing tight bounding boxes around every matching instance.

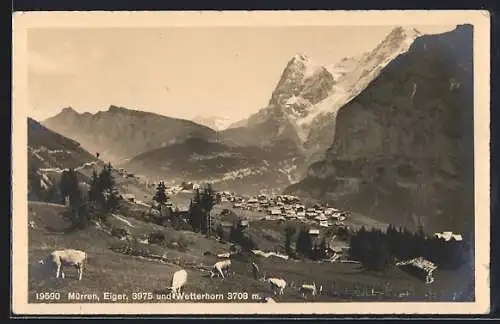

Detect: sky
[27,25,456,123]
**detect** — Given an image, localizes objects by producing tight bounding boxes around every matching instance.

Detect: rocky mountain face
[220,53,334,148]
[42,105,218,163]
[192,115,233,131]
[122,137,305,195]
[220,27,422,167]
[285,25,474,233]
[226,117,249,130]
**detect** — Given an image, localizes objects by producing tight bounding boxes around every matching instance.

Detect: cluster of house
[141,180,202,197]
[116,168,137,179]
[225,193,349,228]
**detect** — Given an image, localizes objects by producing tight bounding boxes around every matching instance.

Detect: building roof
[433,232,463,241]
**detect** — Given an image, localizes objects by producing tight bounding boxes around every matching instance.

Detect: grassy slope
[28,201,471,304]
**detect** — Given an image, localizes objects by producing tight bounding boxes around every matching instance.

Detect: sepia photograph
[12,10,490,315]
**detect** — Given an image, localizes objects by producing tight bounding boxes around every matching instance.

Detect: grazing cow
[299,283,322,298]
[210,259,232,279]
[39,249,88,280]
[267,277,287,296]
[169,269,188,294]
[251,262,260,280]
[262,296,276,303]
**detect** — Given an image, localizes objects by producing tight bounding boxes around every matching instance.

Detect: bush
[165,234,192,252]
[177,234,192,250]
[148,231,165,244]
[111,227,130,239]
[109,241,151,257]
[166,240,179,249]
[172,216,191,231]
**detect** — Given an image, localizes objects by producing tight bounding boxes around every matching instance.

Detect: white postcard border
[11,10,491,315]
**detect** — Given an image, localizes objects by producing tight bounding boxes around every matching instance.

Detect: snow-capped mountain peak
[192,115,233,131]
[294,26,422,130]
[231,26,424,160]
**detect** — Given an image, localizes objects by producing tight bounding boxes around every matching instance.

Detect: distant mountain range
[191,115,234,131]
[42,105,218,163]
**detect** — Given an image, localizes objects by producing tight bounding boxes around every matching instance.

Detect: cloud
[28,51,78,75]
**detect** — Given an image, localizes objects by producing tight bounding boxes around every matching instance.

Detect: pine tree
[373,241,392,272]
[296,227,312,258]
[59,168,84,228]
[188,184,217,234]
[59,168,80,207]
[88,169,102,202]
[229,221,244,244]
[44,184,61,204]
[319,236,328,259]
[153,181,169,206]
[98,164,115,192]
[284,225,296,256]
[200,184,217,234]
[81,165,119,223]
[216,223,225,240]
[188,191,202,232]
[416,224,426,240]
[28,165,43,201]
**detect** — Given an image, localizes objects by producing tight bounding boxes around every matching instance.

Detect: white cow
[251,262,260,279]
[39,249,88,280]
[267,277,287,296]
[216,252,231,258]
[299,282,322,298]
[210,259,232,279]
[262,296,277,303]
[169,269,188,294]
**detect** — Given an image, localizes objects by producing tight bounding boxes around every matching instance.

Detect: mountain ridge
[285,24,474,233]
[42,105,218,163]
[28,117,98,201]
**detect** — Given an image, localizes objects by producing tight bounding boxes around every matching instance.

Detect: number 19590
[35,292,61,301]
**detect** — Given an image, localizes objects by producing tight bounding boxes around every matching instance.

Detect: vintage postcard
[12,10,490,315]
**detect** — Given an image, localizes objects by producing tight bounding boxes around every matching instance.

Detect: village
[110,166,464,282]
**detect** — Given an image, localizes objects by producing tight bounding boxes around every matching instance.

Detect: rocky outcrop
[286,25,474,233]
[220,54,334,148]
